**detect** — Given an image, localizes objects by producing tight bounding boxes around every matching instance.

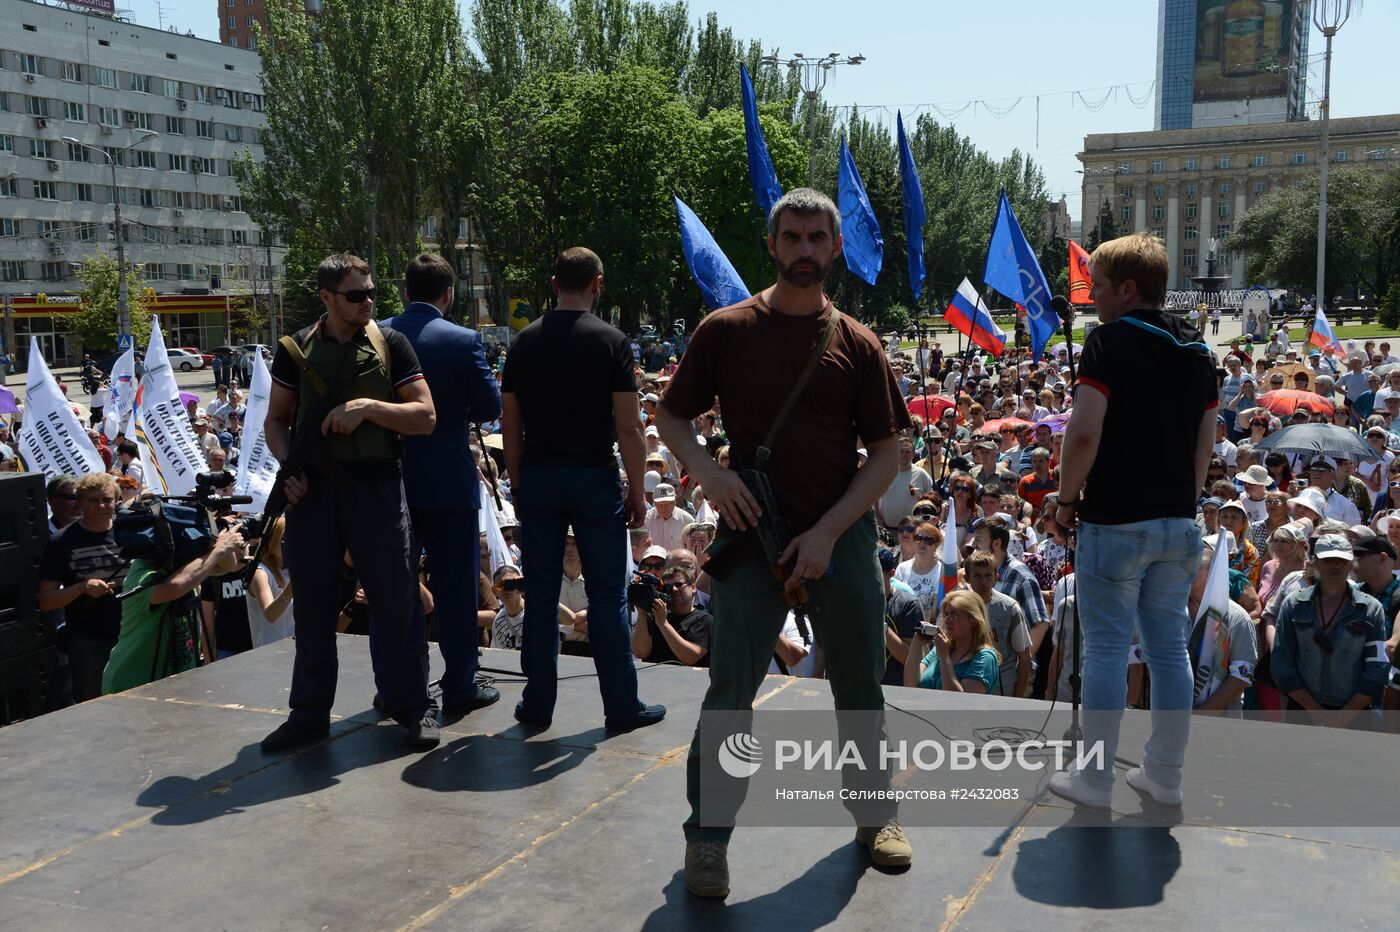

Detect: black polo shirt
[1075,308,1217,525]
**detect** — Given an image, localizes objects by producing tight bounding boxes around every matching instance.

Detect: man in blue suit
[384,253,503,716]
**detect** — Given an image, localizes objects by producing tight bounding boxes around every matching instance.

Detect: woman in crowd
[903,589,1000,695]
[246,515,294,648]
[893,521,944,616]
[1264,452,1295,494]
[1219,502,1262,589]
[1370,457,1400,521]
[894,515,919,562]
[939,474,980,549]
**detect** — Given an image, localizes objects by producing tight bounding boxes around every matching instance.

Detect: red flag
[1069,241,1093,306]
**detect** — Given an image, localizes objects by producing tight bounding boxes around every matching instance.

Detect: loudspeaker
[0,473,52,660]
[0,646,59,726]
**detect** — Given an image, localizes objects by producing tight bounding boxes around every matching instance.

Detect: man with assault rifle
[656,188,914,899]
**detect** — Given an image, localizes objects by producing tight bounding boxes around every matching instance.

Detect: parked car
[166,348,206,371]
[180,347,215,366]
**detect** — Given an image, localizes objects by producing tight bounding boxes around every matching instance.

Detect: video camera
[627,573,673,612]
[112,471,257,590]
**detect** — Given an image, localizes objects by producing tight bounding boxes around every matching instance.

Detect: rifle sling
[753,307,839,473]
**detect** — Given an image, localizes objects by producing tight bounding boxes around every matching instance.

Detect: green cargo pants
[683,510,894,842]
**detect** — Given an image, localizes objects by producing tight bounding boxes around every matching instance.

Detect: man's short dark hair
[978,516,1011,550]
[116,439,138,458]
[554,247,604,292]
[766,187,842,238]
[664,567,695,586]
[405,252,455,304]
[316,253,371,293]
[46,474,77,499]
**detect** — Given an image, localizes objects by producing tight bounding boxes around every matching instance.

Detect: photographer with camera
[490,565,527,650]
[630,567,711,668]
[102,522,246,694]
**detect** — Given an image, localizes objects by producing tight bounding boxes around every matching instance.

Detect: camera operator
[200,515,256,660]
[630,567,711,667]
[491,564,526,649]
[102,524,246,694]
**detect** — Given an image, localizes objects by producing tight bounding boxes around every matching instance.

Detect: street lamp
[1313,0,1356,315]
[62,129,159,343]
[760,51,865,187]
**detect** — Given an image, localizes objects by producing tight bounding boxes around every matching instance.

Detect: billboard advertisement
[63,0,117,13]
[1193,0,1296,103]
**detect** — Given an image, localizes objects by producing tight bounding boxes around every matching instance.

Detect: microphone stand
[1056,298,1083,745]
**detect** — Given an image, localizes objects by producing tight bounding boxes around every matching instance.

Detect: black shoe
[406,716,441,750]
[605,702,666,733]
[260,719,330,753]
[372,693,386,713]
[441,686,500,717]
[514,700,551,729]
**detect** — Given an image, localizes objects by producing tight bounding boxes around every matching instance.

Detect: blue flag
[675,196,750,310]
[896,112,926,300]
[741,63,783,220]
[837,137,883,286]
[984,189,1057,361]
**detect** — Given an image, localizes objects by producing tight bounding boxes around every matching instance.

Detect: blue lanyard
[1118,315,1211,355]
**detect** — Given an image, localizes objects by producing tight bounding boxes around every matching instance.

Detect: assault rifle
[737,467,812,641]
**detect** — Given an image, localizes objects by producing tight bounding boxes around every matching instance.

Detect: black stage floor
[2,637,1398,930]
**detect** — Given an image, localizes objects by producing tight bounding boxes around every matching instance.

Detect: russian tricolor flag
[935,500,961,614]
[944,277,1007,356]
[1309,306,1345,357]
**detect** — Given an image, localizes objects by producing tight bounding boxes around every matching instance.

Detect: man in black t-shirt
[1050,232,1216,811]
[631,568,712,667]
[201,570,252,658]
[501,246,663,733]
[38,473,129,702]
[258,252,439,754]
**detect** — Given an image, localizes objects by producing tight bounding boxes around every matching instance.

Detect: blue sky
[143,0,1397,221]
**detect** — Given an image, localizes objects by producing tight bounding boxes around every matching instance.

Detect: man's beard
[776,254,833,288]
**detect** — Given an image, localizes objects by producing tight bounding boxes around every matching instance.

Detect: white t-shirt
[766,611,818,677]
[1239,493,1268,523]
[1214,438,1238,469]
[493,606,525,649]
[879,467,934,527]
[894,559,942,617]
[246,565,294,648]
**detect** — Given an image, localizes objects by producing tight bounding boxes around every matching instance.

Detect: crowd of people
[12,197,1400,901]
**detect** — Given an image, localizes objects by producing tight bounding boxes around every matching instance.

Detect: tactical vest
[281,319,397,464]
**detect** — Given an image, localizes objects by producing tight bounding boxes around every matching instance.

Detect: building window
[20,53,41,75]
[63,101,85,122]
[95,67,117,88]
[65,141,89,162]
[139,189,158,207]
[98,106,118,126]
[196,119,213,138]
[1251,154,1267,167]
[1118,185,1133,199]
[1219,182,1232,195]
[135,149,157,169]
[0,219,15,236]
[227,0,234,6]
[168,154,188,172]
[1152,184,1165,198]
[225,124,242,142]
[34,180,58,200]
[1151,159,1163,173]
[0,93,7,113]
[195,156,216,174]
[166,115,184,134]
[1216,224,1231,239]
[1217,156,1232,169]
[0,135,11,152]
[1,260,24,281]
[124,110,151,130]
[1185,225,1198,240]
[1185,182,1197,197]
[245,14,255,26]
[130,73,151,94]
[1183,249,1197,270]
[231,229,248,245]
[1152,204,1165,220]
[1292,152,1308,165]
[163,78,181,98]
[1120,206,1133,224]
[74,183,93,202]
[1185,158,1198,171]
[1334,149,1349,163]
[1118,161,1131,173]
[195,85,212,104]
[1218,202,1231,218]
[62,61,81,82]
[30,138,53,159]
[1253,180,1266,194]
[27,95,50,117]
[0,178,16,198]
[228,15,236,28]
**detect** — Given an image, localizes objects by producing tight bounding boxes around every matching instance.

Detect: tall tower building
[1154,0,1311,131]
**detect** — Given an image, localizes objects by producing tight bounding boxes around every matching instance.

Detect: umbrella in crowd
[1375,362,1400,380]
[1254,423,1377,463]
[0,386,17,415]
[1263,362,1314,392]
[178,390,200,409]
[981,417,1032,434]
[1256,389,1334,417]
[907,393,957,422]
[1033,413,1070,433]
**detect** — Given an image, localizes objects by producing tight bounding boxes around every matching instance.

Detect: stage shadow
[638,842,870,931]
[401,730,595,792]
[1011,809,1182,909]
[138,721,414,826]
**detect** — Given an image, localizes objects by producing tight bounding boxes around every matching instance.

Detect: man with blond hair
[1051,232,1218,809]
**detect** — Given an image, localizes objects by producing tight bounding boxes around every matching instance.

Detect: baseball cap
[644,425,659,437]
[1352,535,1395,559]
[1313,533,1353,562]
[652,483,677,503]
[217,431,233,448]
[193,416,209,427]
[643,393,659,404]
[640,544,669,563]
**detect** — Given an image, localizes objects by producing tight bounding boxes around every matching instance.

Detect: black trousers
[284,473,430,726]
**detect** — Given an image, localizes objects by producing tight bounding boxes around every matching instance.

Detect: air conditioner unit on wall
[174,208,184,217]
[100,125,113,135]
[177,99,188,110]
[46,159,59,172]
[24,73,36,83]
[34,116,48,128]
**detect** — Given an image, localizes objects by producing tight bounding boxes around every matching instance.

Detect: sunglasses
[53,492,78,501]
[897,525,916,534]
[913,534,939,545]
[330,286,377,304]
[640,560,665,570]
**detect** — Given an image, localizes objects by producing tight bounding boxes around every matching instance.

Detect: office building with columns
[1077,113,1400,292]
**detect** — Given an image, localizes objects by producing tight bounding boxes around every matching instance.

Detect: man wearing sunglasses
[261,252,440,753]
[1270,534,1387,724]
[382,253,503,719]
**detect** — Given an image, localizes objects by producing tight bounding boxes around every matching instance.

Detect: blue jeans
[516,464,639,720]
[1076,519,1200,791]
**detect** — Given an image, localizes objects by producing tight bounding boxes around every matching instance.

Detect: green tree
[73,250,152,354]
[1380,280,1400,331]
[1082,198,1119,253]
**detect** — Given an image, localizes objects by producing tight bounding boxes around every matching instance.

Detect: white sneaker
[1047,768,1112,809]
[1125,767,1183,806]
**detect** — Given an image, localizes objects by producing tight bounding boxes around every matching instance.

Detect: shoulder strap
[278,330,329,397]
[754,308,840,472]
[364,319,391,374]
